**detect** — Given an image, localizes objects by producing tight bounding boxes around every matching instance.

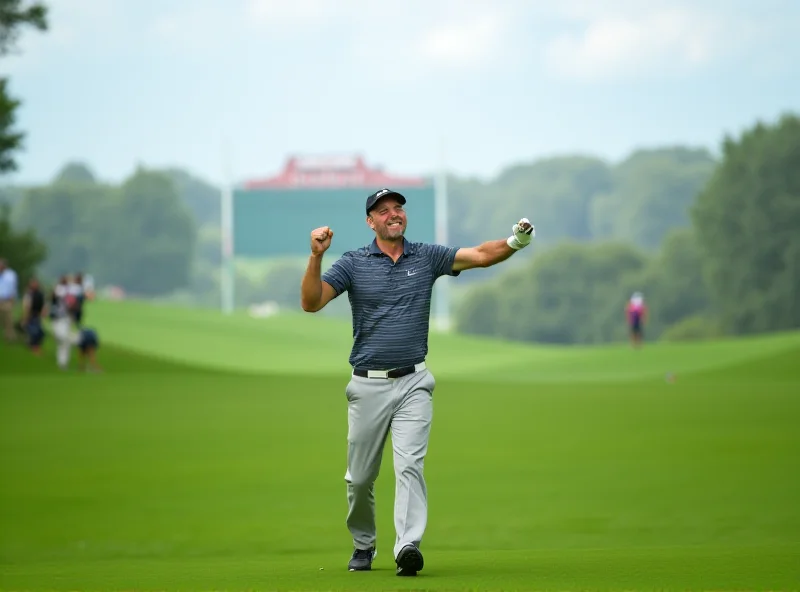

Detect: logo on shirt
[407,269,418,276]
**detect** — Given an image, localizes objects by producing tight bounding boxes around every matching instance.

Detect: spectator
[50,275,78,370]
[76,327,101,373]
[0,258,18,343]
[69,273,86,326]
[21,277,46,355]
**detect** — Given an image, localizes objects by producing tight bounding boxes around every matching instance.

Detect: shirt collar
[369,237,415,256]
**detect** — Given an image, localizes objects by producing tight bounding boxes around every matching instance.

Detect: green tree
[261,262,306,309]
[455,241,649,344]
[196,224,221,267]
[0,201,46,291]
[54,161,96,184]
[13,166,198,296]
[0,182,22,207]
[453,282,503,337]
[104,167,197,295]
[12,177,111,280]
[613,227,713,340]
[0,79,23,173]
[447,156,614,288]
[591,147,716,249]
[447,175,491,255]
[161,168,221,227]
[489,156,614,246]
[646,227,712,328]
[691,113,800,334]
[660,315,723,342]
[447,147,712,280]
[0,0,48,173]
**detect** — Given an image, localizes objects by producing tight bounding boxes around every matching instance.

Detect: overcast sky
[2,0,798,187]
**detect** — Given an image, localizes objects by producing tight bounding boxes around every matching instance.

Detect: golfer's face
[369,198,407,240]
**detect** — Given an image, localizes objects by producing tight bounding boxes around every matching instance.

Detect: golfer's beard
[378,223,405,241]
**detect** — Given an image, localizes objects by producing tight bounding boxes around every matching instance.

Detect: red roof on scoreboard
[241,155,427,189]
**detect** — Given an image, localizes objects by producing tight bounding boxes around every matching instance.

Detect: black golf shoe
[348,547,376,571]
[395,544,424,576]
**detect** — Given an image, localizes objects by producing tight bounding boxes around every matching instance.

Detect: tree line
[2,113,798,344]
[5,164,196,296]
[0,146,719,304]
[454,113,800,342]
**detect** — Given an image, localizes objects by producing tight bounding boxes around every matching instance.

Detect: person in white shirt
[0,258,19,343]
[49,275,79,369]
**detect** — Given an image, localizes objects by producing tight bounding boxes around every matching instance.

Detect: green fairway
[1,301,799,591]
[63,300,800,382]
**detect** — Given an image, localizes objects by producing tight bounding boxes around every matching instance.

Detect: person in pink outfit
[625,292,648,348]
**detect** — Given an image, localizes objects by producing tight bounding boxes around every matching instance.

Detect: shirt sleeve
[321,254,354,296]
[427,244,462,278]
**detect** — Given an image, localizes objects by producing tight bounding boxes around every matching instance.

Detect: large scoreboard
[232,185,436,258]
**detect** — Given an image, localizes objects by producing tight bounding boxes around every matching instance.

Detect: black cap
[365,188,406,215]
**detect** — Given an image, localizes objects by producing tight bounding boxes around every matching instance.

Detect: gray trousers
[344,367,435,560]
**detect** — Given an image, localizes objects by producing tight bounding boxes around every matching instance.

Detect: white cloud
[414,16,506,69]
[540,1,788,82]
[246,0,347,25]
[552,0,657,21]
[343,1,527,82]
[131,0,530,82]
[11,0,789,84]
[543,7,724,81]
[148,1,249,52]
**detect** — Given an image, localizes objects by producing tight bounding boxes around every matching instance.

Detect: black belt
[352,361,426,379]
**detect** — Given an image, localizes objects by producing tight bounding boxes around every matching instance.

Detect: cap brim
[367,191,406,213]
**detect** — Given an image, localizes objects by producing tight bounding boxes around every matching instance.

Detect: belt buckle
[359,361,426,379]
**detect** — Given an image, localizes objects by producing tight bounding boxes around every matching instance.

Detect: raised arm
[301,226,339,312]
[301,256,338,312]
[453,217,535,272]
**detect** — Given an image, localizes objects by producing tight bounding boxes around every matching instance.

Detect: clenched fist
[310,226,333,255]
[506,217,535,250]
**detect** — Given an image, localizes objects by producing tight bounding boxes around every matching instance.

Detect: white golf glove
[507,217,535,250]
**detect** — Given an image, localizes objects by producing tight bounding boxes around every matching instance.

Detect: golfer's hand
[310,226,333,255]
[507,218,535,250]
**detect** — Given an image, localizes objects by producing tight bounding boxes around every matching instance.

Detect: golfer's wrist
[507,235,525,250]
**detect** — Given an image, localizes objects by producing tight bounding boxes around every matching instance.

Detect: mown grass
[1,302,798,590]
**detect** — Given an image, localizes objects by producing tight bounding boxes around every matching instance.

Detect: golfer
[626,291,647,348]
[300,188,534,577]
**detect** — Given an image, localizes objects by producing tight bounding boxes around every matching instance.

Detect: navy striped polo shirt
[321,237,461,370]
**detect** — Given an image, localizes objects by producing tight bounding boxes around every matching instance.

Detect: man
[300,188,534,577]
[50,275,79,370]
[626,291,648,348]
[0,258,19,343]
[68,272,86,327]
[21,276,46,355]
